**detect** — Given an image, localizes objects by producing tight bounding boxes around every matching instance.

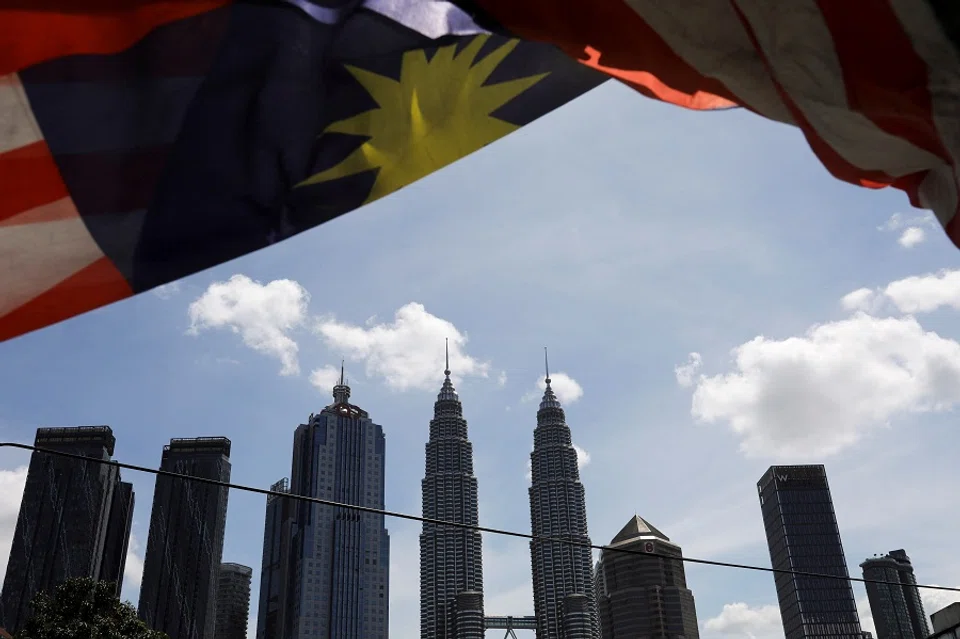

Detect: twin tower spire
[419,342,598,639]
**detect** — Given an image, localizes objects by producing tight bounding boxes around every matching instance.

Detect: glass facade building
[215,563,253,639]
[138,437,232,639]
[0,426,133,633]
[860,550,929,639]
[594,516,699,638]
[255,377,389,639]
[420,358,484,639]
[758,465,862,639]
[528,361,599,639]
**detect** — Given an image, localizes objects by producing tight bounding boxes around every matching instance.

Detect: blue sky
[3,80,960,638]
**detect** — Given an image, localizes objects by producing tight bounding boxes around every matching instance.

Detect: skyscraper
[256,479,294,639]
[420,345,484,639]
[860,550,929,639]
[215,563,253,639]
[758,465,862,639]
[100,480,135,597]
[138,437,232,639]
[594,516,699,638]
[0,426,133,633]
[529,352,599,639]
[255,373,389,639]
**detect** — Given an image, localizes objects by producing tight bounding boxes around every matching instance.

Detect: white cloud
[309,365,344,394]
[922,586,960,618]
[522,373,584,405]
[497,371,508,387]
[883,270,960,314]
[152,282,181,299]
[703,602,782,638]
[188,275,309,376]
[682,312,960,458]
[878,212,937,248]
[840,270,960,317]
[124,533,144,589]
[898,226,926,248]
[573,443,591,469]
[840,288,879,313]
[314,302,490,392]
[675,352,703,388]
[0,466,27,581]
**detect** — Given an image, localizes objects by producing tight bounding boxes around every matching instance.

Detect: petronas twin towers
[420,346,599,639]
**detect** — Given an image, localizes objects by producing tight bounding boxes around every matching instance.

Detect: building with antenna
[255,368,390,639]
[528,349,599,639]
[420,340,484,639]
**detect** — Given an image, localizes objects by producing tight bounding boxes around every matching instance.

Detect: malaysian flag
[2,0,958,342]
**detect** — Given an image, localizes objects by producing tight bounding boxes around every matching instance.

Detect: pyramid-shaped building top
[611,515,670,544]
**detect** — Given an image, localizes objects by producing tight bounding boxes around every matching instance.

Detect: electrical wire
[1,441,956,594]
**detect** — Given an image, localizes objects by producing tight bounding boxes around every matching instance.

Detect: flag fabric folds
[1,0,960,343]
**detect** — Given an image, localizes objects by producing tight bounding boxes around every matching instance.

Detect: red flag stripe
[733,0,942,180]
[817,0,953,165]
[0,256,132,343]
[0,141,70,223]
[885,0,960,230]
[472,0,744,111]
[621,0,793,124]
[729,2,892,189]
[0,0,229,76]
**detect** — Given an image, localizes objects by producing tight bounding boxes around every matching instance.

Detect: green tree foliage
[16,578,167,639]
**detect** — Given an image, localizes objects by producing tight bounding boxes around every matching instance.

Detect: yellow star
[299,35,548,204]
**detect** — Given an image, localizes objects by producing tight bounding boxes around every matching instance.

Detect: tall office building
[529,353,599,639]
[256,479,294,639]
[138,437,232,639]
[860,550,929,639]
[215,563,253,639]
[758,465,862,639]
[0,426,133,633]
[594,515,699,638]
[420,347,484,639]
[255,373,389,639]
[100,480,135,597]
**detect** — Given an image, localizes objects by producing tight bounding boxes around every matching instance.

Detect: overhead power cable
[2,441,956,594]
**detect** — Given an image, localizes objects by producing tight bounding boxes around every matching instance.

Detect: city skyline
[0,398,954,638]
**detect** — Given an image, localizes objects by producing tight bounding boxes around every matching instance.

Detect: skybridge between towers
[484,616,538,638]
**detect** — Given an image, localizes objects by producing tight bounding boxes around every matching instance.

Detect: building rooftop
[611,515,670,544]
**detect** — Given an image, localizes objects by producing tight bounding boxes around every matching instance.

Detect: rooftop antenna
[544,347,551,386]
[445,338,450,377]
[340,359,345,385]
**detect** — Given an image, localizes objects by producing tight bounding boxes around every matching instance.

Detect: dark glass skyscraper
[255,375,389,639]
[758,465,862,639]
[594,516,699,638]
[0,426,133,633]
[860,550,929,639]
[100,480,135,597]
[529,354,599,639]
[256,479,294,639]
[420,350,484,639]
[215,563,253,639]
[138,437,232,639]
